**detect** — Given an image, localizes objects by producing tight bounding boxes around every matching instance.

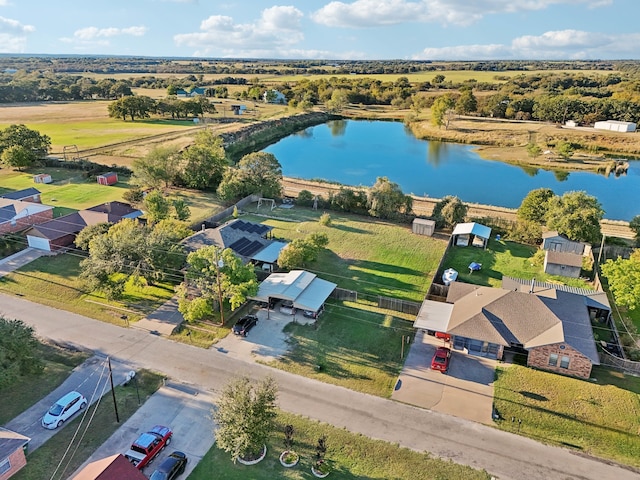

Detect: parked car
[279,300,296,315]
[232,315,258,336]
[149,451,188,480]
[124,425,173,470]
[42,391,87,429]
[257,298,277,309]
[303,305,324,319]
[435,331,451,342]
[431,347,451,373]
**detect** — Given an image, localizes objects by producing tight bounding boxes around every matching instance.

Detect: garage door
[27,235,51,251]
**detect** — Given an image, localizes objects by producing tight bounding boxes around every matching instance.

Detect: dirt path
[281,177,633,239]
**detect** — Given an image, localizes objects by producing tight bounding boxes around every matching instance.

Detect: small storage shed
[97,172,118,186]
[33,173,52,184]
[544,250,583,278]
[412,218,435,236]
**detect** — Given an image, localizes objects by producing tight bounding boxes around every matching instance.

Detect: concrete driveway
[3,355,131,451]
[214,304,314,362]
[392,330,496,424]
[0,247,49,278]
[71,384,216,478]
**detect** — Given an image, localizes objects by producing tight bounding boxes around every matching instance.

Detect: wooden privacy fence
[331,288,358,302]
[599,349,640,375]
[378,296,421,315]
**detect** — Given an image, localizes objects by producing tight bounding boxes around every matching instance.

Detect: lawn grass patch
[0,343,89,425]
[0,254,174,323]
[188,410,491,480]
[12,370,164,480]
[442,239,594,289]
[265,302,414,397]
[243,208,447,302]
[493,364,640,467]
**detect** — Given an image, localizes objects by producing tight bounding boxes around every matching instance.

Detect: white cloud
[174,6,304,55]
[0,16,34,52]
[312,0,611,28]
[71,25,148,40]
[413,29,640,60]
[0,1,10,6]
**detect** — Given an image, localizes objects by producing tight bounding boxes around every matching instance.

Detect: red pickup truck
[124,425,173,470]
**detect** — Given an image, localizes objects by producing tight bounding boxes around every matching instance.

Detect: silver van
[42,391,87,429]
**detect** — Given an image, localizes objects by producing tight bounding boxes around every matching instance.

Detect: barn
[594,120,637,133]
[97,172,118,186]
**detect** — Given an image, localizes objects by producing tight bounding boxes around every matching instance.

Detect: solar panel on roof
[236,240,264,257]
[230,238,251,252]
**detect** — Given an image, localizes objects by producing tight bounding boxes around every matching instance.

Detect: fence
[377,297,421,315]
[199,194,261,227]
[599,349,640,376]
[331,288,357,302]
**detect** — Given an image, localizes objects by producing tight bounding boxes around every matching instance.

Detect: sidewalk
[0,248,48,278]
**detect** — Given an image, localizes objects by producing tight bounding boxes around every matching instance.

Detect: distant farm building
[230,104,246,115]
[33,174,52,184]
[97,172,118,186]
[594,120,636,133]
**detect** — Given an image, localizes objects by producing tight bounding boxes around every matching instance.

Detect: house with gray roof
[414,277,606,378]
[0,428,30,479]
[0,187,41,203]
[0,199,53,234]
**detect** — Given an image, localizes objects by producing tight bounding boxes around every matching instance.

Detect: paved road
[2,293,638,480]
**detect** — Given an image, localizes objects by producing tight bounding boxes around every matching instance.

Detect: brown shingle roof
[71,454,147,480]
[546,250,583,268]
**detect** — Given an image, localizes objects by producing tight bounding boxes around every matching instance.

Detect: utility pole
[108,357,120,423]
[215,248,225,326]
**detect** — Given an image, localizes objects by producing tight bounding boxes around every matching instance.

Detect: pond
[263,119,640,221]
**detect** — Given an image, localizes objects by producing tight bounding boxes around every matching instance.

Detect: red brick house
[0,188,41,203]
[0,428,30,480]
[414,277,607,379]
[0,199,54,234]
[71,454,147,480]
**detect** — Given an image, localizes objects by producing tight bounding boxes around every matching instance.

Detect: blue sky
[1,0,638,60]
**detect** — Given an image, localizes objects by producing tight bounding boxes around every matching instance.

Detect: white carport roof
[452,222,492,239]
[251,241,287,264]
[251,270,337,312]
[413,300,453,332]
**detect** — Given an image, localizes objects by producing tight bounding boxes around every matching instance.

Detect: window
[548,354,558,366]
[0,458,11,474]
[560,356,570,369]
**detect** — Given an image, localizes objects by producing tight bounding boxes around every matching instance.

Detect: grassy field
[188,410,491,480]
[442,239,594,289]
[0,343,89,425]
[493,364,640,468]
[243,208,447,302]
[266,302,414,397]
[13,370,164,480]
[0,254,175,323]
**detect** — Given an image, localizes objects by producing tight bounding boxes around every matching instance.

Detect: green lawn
[0,254,175,323]
[442,239,594,289]
[266,302,413,397]
[188,411,491,480]
[13,370,164,480]
[493,364,640,467]
[243,209,447,302]
[0,343,89,425]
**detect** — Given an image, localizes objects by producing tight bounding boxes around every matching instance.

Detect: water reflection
[328,120,347,136]
[294,128,313,138]
[427,141,448,166]
[519,165,539,177]
[553,170,570,182]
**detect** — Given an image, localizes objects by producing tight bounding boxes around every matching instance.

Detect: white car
[42,391,87,429]
[279,300,296,315]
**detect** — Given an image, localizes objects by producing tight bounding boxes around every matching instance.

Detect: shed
[452,222,492,249]
[594,120,637,133]
[412,218,435,236]
[541,231,590,256]
[33,173,52,184]
[0,428,30,480]
[97,172,118,186]
[544,250,583,278]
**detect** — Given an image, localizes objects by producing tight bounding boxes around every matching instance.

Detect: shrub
[319,213,332,226]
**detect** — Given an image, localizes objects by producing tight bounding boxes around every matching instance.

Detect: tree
[107,95,156,121]
[1,145,35,170]
[431,95,455,129]
[545,191,604,244]
[325,89,349,113]
[556,141,575,160]
[132,146,181,188]
[214,376,277,463]
[217,152,283,201]
[0,316,44,389]
[144,190,170,224]
[178,246,258,322]
[526,143,543,161]
[601,250,640,311]
[179,131,227,189]
[367,176,412,219]
[0,124,50,159]
[431,196,467,228]
[75,222,112,250]
[455,89,477,115]
[630,215,640,246]
[517,188,555,223]
[172,199,191,221]
[277,233,329,270]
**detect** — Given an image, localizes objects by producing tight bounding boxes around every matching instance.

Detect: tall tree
[277,233,329,270]
[1,145,35,170]
[0,317,44,389]
[601,250,640,311]
[217,152,283,201]
[455,88,477,115]
[143,190,171,224]
[526,143,543,161]
[431,95,455,129]
[214,376,277,463]
[431,196,467,228]
[517,188,555,224]
[132,146,181,188]
[545,191,603,244]
[179,131,227,189]
[0,124,50,159]
[367,176,412,219]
